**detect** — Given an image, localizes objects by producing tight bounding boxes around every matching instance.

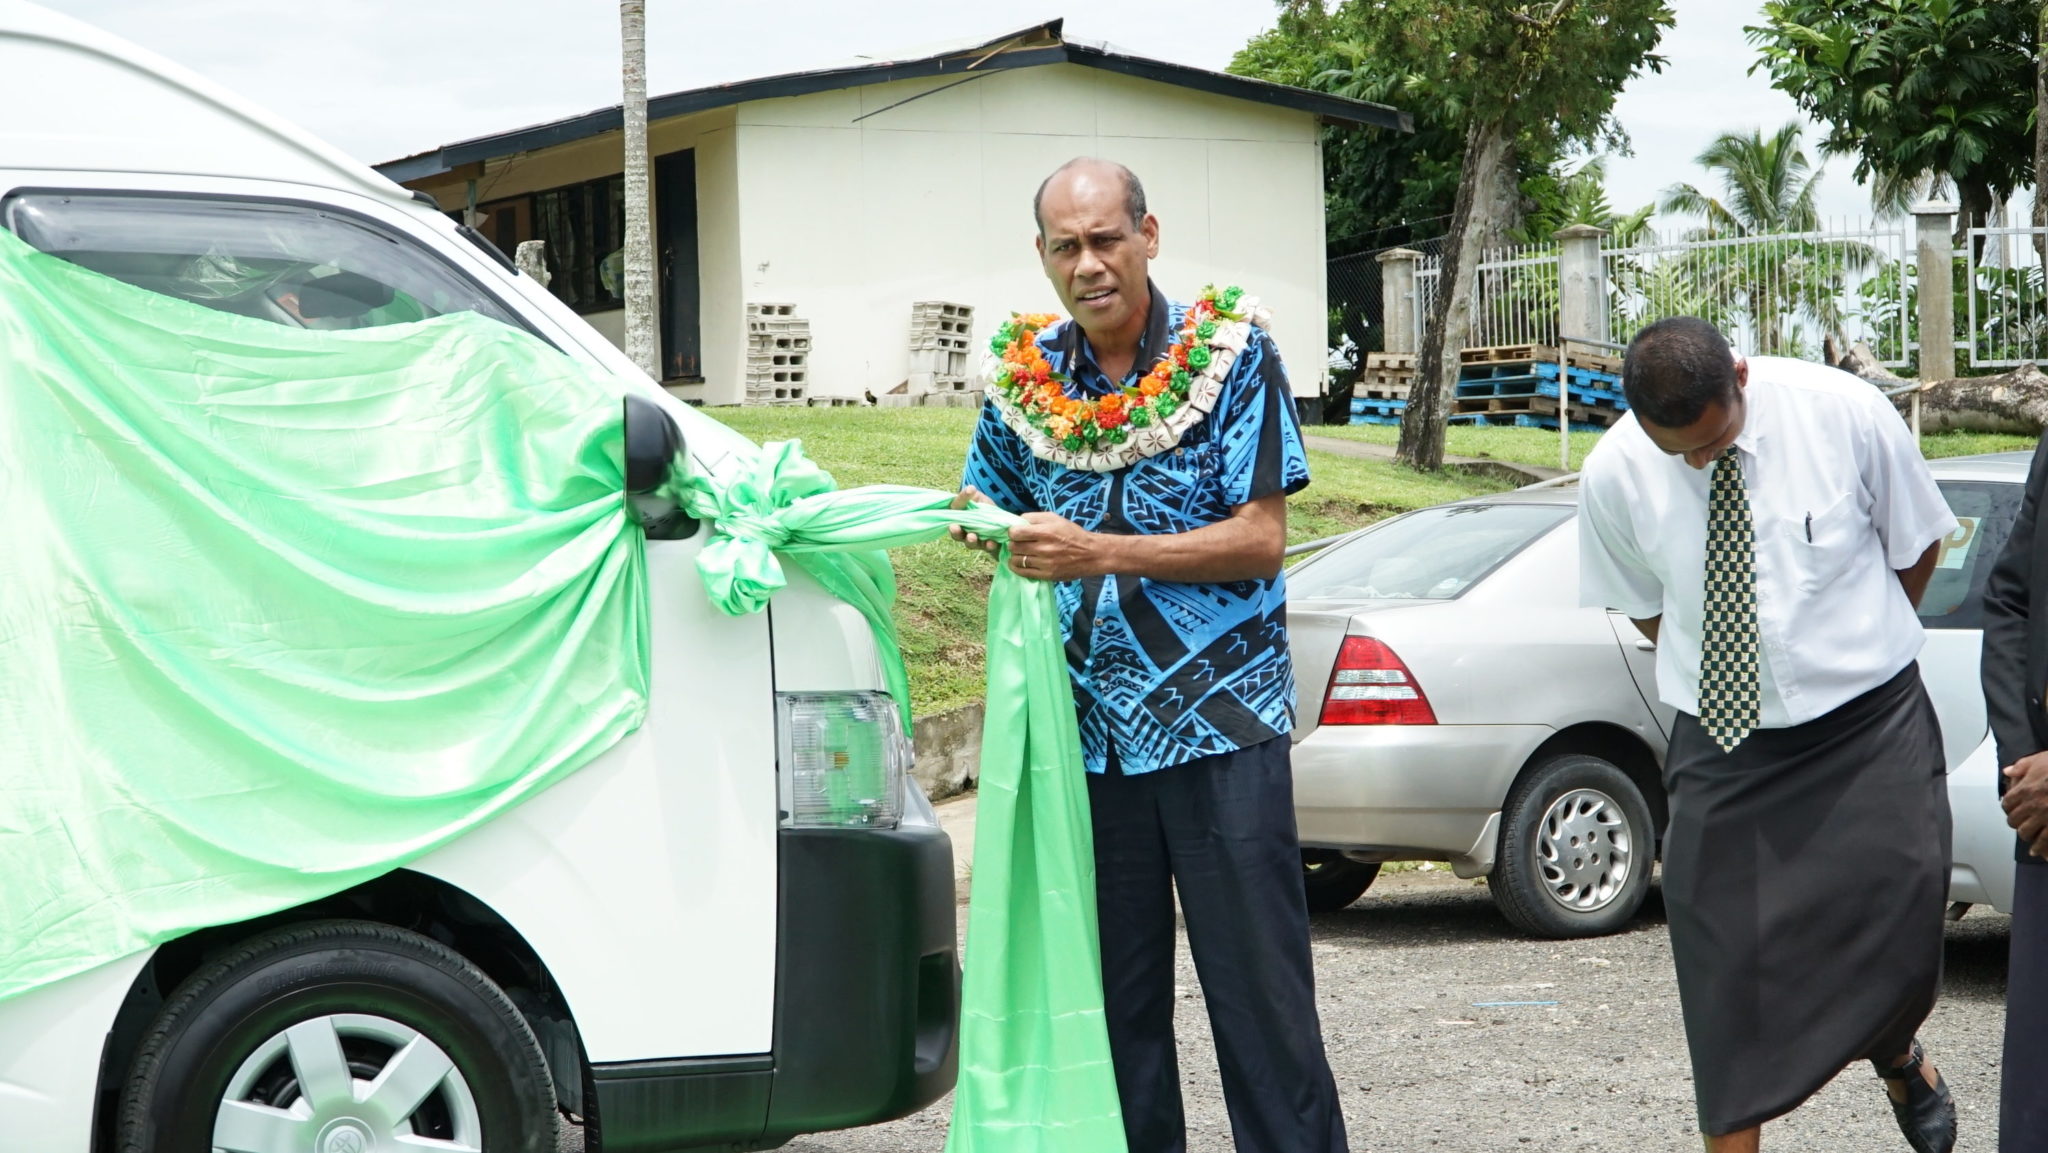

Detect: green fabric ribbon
[0,228,648,1004]
[682,443,1128,1151]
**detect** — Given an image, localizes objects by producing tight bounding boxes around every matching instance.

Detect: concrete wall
[400,70,1333,407]
[724,63,1328,405]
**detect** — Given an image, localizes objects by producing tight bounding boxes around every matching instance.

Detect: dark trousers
[1087,736,1349,1153]
[2005,861,2048,1152]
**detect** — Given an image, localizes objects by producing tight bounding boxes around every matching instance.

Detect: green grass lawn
[709,406,1503,716]
[1308,421,2037,471]
[1307,422,1603,472]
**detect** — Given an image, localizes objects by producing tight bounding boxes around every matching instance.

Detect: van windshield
[3,192,529,335]
[1289,502,1573,601]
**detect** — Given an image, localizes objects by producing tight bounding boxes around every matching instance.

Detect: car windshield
[1289,503,1573,601]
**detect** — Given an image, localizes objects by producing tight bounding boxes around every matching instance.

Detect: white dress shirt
[1578,357,1959,728]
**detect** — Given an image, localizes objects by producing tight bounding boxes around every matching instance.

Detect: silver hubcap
[212,1013,483,1153]
[1535,787,1634,914]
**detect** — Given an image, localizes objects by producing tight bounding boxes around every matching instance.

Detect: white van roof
[0,1,413,205]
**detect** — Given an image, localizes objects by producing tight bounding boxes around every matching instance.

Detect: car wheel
[1488,754,1654,939]
[1301,850,1382,913]
[116,919,558,1153]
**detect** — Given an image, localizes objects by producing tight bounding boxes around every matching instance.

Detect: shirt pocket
[1783,490,1866,595]
[1137,442,1231,524]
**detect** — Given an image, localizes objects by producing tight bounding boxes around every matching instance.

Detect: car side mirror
[623,394,696,539]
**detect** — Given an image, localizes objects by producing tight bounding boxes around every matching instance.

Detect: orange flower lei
[987,285,1247,455]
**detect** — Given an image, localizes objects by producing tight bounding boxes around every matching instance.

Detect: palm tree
[1656,122,1871,354]
[1660,122,1823,237]
[620,1,656,379]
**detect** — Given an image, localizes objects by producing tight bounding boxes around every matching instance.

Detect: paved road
[783,870,2012,1153]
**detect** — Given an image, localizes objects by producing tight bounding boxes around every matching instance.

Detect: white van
[0,4,958,1150]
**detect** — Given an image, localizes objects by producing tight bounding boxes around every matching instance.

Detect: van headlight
[775,692,909,829]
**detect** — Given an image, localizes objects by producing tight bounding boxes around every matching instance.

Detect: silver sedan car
[1285,454,2027,938]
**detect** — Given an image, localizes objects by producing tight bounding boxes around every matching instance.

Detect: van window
[3,191,531,335]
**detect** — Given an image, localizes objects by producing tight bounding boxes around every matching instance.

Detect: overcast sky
[48,0,1912,235]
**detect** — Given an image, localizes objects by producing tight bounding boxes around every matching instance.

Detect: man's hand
[1007,512,1109,582]
[947,488,1001,556]
[2004,752,2048,858]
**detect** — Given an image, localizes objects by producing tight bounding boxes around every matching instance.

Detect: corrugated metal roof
[375,18,1410,185]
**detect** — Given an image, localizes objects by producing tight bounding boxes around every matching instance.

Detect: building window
[477,174,624,316]
[533,174,625,314]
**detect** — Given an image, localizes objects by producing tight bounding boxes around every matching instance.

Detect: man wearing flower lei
[950,158,1347,1153]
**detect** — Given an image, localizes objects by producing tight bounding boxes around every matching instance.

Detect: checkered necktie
[1698,447,1760,752]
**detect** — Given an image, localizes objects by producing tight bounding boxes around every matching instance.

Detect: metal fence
[1468,243,1561,348]
[1601,220,1909,365]
[1326,235,1445,375]
[1965,225,2048,368]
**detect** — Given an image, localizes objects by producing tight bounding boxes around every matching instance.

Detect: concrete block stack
[907,301,974,398]
[745,302,809,406]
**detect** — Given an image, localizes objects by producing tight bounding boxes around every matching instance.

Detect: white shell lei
[983,298,1272,473]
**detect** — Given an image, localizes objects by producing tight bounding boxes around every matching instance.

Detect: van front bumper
[590,824,959,1151]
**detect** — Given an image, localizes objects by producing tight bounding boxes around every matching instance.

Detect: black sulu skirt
[1661,661,1952,1136]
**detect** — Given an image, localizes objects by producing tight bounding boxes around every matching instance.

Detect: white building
[378,19,1408,406]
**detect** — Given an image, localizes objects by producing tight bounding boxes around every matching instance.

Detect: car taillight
[1319,636,1437,725]
[776,691,909,828]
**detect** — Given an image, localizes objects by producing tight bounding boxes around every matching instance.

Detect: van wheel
[1301,850,1381,913]
[1488,754,1654,939]
[116,919,557,1153]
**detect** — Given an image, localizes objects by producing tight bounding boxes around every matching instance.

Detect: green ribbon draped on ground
[1,223,1125,1148]
[679,443,1128,1152]
[0,228,647,1004]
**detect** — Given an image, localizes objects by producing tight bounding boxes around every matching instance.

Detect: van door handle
[1633,639,1656,651]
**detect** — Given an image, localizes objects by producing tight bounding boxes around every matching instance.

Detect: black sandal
[1870,1039,1957,1153]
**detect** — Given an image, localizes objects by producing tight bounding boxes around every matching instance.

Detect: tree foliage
[1346,0,1672,472]
[1746,0,2038,224]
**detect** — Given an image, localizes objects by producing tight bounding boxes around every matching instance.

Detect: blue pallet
[1350,397,1408,418]
[1455,375,1628,407]
[1348,414,1404,426]
[1448,413,1605,432]
[1460,360,1622,387]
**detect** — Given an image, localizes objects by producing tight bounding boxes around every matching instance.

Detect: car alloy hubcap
[213,1012,483,1153]
[1535,787,1633,913]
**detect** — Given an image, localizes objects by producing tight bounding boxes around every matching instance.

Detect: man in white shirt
[1579,317,1959,1153]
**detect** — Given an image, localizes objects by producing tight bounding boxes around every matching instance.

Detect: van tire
[1488,754,1654,939]
[115,919,558,1153]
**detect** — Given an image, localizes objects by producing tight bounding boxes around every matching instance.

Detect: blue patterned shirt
[962,283,1311,775]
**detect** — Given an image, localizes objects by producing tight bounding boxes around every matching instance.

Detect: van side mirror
[623,394,696,539]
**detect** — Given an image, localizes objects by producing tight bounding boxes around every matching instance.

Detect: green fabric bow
[682,440,1128,1151]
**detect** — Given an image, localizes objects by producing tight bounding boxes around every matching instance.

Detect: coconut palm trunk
[621,0,657,380]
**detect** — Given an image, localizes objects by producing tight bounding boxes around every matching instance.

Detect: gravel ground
[779,870,2012,1153]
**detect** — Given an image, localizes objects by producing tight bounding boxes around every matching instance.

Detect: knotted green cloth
[679,444,1127,1151]
[0,228,647,1004]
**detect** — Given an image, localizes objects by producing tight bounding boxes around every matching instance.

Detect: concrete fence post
[1553,224,1610,346]
[1376,247,1423,356]
[1911,202,1958,439]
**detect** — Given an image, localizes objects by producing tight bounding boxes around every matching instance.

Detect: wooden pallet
[1363,351,1417,371]
[1448,412,1608,432]
[1353,380,1413,401]
[1451,394,1620,427]
[1461,343,1623,375]
[1454,375,1627,410]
